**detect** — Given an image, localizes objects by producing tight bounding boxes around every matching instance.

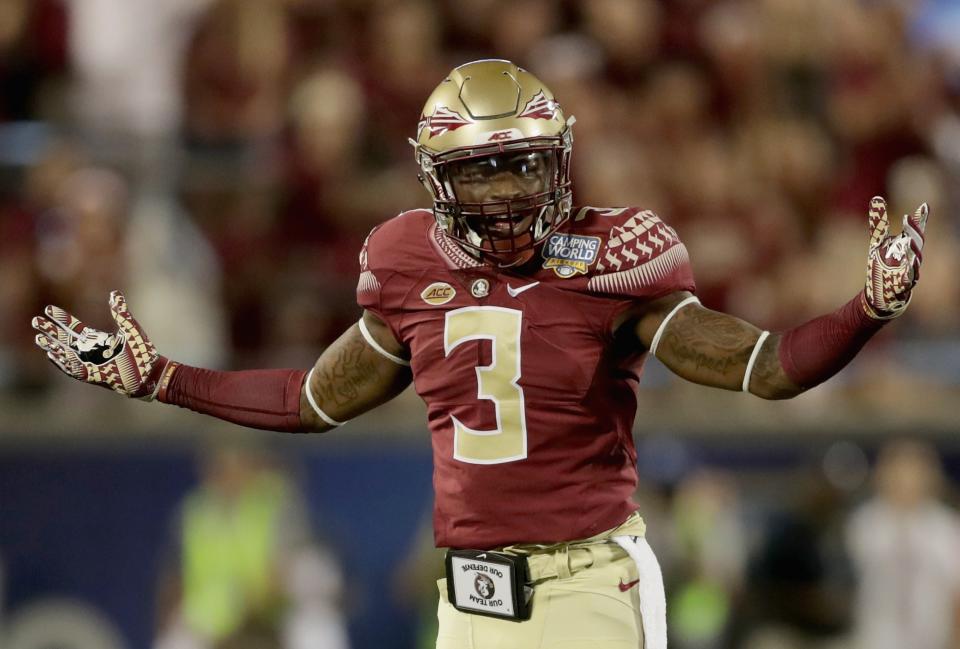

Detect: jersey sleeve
[356,224,404,341]
[586,209,696,300]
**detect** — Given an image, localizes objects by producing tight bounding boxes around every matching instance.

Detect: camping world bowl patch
[541,233,602,277]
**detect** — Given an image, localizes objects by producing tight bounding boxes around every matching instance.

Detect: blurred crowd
[0,0,958,414]
[652,438,960,649]
[674,438,960,649]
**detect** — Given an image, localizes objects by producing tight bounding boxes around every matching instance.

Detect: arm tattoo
[315,334,385,408]
[656,306,800,397]
[748,333,800,398]
[659,307,756,386]
[750,334,782,388]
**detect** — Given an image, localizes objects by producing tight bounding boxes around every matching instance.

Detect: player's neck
[491,248,542,276]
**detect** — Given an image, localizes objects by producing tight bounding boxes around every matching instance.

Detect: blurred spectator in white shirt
[847,440,960,649]
[65,0,214,140]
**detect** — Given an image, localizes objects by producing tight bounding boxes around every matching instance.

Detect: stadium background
[0,1,958,648]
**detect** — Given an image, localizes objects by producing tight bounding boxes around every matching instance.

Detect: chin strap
[436,191,569,268]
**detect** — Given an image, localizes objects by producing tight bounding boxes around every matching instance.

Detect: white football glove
[863,196,928,319]
[32,290,170,400]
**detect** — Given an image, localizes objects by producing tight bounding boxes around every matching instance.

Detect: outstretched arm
[633,294,799,399]
[33,293,412,432]
[157,309,412,432]
[299,311,412,431]
[630,197,928,399]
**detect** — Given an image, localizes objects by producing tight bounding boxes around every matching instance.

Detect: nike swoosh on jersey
[618,578,640,592]
[506,281,540,297]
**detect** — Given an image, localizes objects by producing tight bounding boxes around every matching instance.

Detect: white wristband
[304,367,345,427]
[358,317,410,366]
[742,331,770,393]
[649,296,701,358]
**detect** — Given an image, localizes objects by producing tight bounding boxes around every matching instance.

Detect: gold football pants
[435,513,664,649]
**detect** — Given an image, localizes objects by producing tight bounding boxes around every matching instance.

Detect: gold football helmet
[412,59,574,265]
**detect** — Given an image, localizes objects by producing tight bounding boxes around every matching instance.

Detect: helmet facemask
[417,132,573,266]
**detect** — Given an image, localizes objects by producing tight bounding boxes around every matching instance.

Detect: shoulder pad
[594,209,683,274]
[584,208,695,297]
[359,209,434,272]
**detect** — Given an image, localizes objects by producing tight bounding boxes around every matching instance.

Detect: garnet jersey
[357,207,696,549]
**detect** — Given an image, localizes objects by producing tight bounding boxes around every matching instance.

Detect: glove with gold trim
[863,196,928,319]
[32,291,170,399]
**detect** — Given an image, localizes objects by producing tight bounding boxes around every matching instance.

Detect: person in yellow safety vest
[181,465,290,639]
[155,445,350,649]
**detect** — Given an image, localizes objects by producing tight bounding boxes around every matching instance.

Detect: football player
[32,60,927,649]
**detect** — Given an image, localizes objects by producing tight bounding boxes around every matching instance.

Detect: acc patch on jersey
[421,282,457,305]
[541,233,602,277]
